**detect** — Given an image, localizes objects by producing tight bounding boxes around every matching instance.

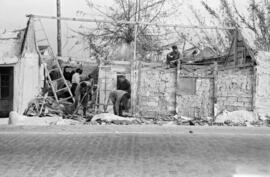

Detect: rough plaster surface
[177,67,214,118]
[0,21,41,114]
[216,68,253,114]
[139,68,176,117]
[14,53,40,114]
[254,51,270,117]
[0,31,22,62]
[97,59,267,120]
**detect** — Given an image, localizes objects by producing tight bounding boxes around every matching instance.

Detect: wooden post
[213,61,218,117]
[131,23,138,115]
[175,58,181,113]
[234,29,238,66]
[251,65,256,111]
[56,0,62,56]
[175,42,185,113]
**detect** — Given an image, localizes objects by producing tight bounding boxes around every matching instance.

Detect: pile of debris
[214,110,270,127]
[86,113,139,125]
[22,95,270,127]
[23,94,72,117]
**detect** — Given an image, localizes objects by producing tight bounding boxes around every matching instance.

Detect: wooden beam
[131,24,138,116]
[26,14,236,30]
[178,75,214,79]
[234,29,239,66]
[213,62,218,117]
[56,0,62,56]
[218,63,254,71]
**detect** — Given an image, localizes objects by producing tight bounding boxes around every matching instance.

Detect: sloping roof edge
[21,18,38,56]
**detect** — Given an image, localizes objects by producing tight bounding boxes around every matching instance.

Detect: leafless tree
[74,0,182,63]
[197,0,270,51]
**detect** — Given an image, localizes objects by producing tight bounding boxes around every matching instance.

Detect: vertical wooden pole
[251,65,256,111]
[57,0,62,57]
[213,61,218,117]
[131,23,138,115]
[175,42,185,114]
[234,29,238,66]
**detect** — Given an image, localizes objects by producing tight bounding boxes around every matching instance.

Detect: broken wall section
[215,67,254,115]
[98,62,131,110]
[177,65,214,118]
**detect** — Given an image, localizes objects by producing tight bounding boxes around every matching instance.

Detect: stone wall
[138,68,176,117]
[98,61,256,118]
[177,66,214,118]
[254,51,270,116]
[215,67,254,114]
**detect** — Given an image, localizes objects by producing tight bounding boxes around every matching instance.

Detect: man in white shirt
[71,68,82,95]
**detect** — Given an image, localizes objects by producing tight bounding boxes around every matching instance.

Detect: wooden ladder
[34,18,75,103]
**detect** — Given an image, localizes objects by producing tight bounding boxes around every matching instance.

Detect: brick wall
[215,67,254,114]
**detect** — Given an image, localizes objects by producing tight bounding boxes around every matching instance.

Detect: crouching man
[74,81,92,116]
[105,90,130,116]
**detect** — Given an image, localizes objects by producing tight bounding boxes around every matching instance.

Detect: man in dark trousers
[105,90,130,116]
[117,75,131,98]
[74,81,92,116]
[166,45,180,68]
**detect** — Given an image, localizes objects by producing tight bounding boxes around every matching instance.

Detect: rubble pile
[86,113,139,125]
[23,95,68,117]
[213,110,269,127]
[21,95,270,127]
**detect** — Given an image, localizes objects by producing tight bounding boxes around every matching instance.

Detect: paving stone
[0,126,270,177]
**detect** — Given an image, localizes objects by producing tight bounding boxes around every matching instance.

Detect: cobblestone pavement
[0,125,270,177]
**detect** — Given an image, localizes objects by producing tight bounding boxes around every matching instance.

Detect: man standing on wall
[166,45,180,68]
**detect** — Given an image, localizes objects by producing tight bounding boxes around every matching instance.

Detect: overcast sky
[0,0,249,58]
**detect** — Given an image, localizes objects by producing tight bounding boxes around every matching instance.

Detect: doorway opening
[0,67,13,118]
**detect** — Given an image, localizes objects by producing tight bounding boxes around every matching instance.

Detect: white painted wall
[13,53,40,114]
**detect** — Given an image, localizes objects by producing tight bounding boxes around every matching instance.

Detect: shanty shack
[98,32,270,119]
[0,20,41,117]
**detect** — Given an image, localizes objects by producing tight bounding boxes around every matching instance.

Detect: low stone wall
[138,68,176,117]
[215,67,254,114]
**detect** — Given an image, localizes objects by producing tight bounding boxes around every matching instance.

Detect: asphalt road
[0,125,270,177]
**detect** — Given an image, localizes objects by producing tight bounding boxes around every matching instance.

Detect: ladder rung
[49,67,61,72]
[56,87,68,93]
[52,77,64,82]
[59,96,73,102]
[39,48,47,52]
[37,39,47,42]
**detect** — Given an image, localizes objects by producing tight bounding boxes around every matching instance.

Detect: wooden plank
[234,29,239,66]
[27,14,236,30]
[131,24,138,115]
[218,63,254,71]
[179,75,214,79]
[213,62,218,117]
